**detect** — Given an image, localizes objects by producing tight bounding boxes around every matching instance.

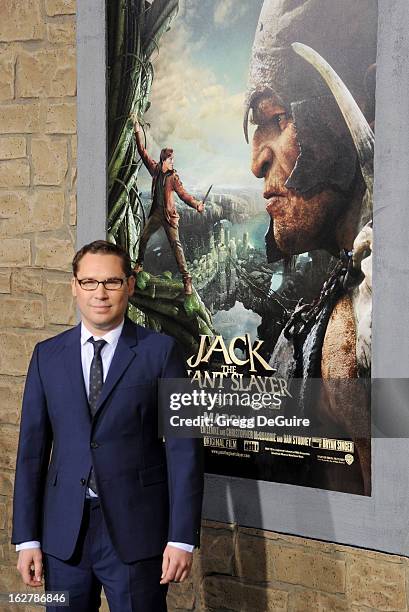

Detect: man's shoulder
[169,169,180,182]
[37,325,79,349]
[33,325,79,367]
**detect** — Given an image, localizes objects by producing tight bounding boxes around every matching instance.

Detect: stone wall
[167,521,409,611]
[0,2,408,612]
[0,1,76,609]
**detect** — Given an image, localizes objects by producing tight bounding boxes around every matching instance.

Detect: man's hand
[160,544,193,584]
[197,202,205,213]
[129,112,140,133]
[17,548,43,587]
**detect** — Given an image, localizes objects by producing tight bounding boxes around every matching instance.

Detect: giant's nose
[251,143,273,179]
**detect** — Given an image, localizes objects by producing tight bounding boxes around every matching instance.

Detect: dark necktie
[87,337,107,494]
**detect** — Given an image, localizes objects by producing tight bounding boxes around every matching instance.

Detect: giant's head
[244,0,378,262]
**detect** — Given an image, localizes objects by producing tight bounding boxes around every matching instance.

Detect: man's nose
[251,144,273,179]
[94,283,109,298]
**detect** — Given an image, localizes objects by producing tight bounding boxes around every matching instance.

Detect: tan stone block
[47,20,76,44]
[0,541,17,565]
[0,103,41,133]
[0,270,11,293]
[0,51,15,101]
[339,544,404,565]
[0,427,19,470]
[0,0,44,42]
[167,580,195,611]
[32,137,68,186]
[0,239,30,267]
[346,554,406,610]
[290,591,349,612]
[0,562,31,592]
[0,471,14,497]
[0,137,26,160]
[45,278,75,325]
[1,605,43,612]
[0,376,24,425]
[71,135,77,159]
[236,533,275,582]
[0,159,30,187]
[274,546,345,594]
[0,191,65,237]
[16,48,76,98]
[70,164,77,189]
[201,576,288,612]
[0,200,27,235]
[0,503,6,530]
[32,190,65,231]
[0,191,25,218]
[45,101,76,134]
[34,236,74,271]
[12,269,43,294]
[200,526,234,575]
[0,297,44,329]
[46,0,76,15]
[69,192,76,226]
[6,497,13,534]
[0,331,50,376]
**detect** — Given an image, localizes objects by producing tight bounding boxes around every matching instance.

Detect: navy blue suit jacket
[12,316,203,563]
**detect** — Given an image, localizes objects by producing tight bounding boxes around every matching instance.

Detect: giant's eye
[249,97,291,131]
[275,112,291,131]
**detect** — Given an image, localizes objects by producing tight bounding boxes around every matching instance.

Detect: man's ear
[127,274,136,297]
[71,277,77,297]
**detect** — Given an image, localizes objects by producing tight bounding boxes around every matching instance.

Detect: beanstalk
[108,0,216,350]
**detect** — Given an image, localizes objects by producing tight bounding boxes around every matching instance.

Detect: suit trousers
[136,207,190,280]
[43,498,168,612]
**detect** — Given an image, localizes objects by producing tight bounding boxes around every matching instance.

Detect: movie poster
[107,0,377,495]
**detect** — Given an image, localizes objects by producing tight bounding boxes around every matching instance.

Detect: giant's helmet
[244,0,378,197]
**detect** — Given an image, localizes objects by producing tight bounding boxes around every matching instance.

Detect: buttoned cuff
[16,541,41,552]
[167,541,194,553]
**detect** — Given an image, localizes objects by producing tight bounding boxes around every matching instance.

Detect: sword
[202,184,213,206]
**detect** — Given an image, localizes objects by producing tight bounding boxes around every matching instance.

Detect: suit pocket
[139,463,167,486]
[116,380,156,390]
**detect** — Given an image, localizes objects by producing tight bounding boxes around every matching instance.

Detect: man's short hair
[72,240,134,277]
[160,147,173,163]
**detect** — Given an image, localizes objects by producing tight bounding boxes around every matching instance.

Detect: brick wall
[0,3,408,612]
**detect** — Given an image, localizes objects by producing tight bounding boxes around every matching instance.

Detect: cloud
[214,0,248,27]
[142,14,259,191]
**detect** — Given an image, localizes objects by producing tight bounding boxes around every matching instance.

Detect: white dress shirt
[16,318,193,553]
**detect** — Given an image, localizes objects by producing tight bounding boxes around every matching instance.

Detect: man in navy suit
[12,240,203,612]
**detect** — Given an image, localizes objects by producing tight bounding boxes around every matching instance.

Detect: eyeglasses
[76,277,129,291]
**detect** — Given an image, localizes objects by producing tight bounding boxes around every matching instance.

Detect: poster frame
[76,0,409,556]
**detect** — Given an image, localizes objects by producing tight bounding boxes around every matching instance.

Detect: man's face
[162,155,174,172]
[71,253,135,334]
[250,94,349,259]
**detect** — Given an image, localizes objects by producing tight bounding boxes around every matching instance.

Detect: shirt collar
[80,318,125,347]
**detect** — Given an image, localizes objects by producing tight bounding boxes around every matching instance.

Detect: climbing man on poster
[130,113,206,298]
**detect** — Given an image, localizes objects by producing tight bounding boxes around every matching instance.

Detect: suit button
[90,442,99,449]
[80,478,86,485]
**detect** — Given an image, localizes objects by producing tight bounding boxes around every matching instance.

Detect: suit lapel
[94,316,139,417]
[63,322,90,423]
